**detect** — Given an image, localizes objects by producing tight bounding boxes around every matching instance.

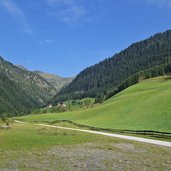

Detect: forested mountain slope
[0,57,56,115]
[52,30,171,102]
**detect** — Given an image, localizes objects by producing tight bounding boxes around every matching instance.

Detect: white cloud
[46,0,104,25]
[0,0,23,16]
[58,6,86,23]
[45,39,55,44]
[0,0,32,34]
[46,0,86,24]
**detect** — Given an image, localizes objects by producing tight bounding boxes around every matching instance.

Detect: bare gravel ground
[1,141,171,171]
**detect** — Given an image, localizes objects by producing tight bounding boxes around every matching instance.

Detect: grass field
[18,76,171,132]
[0,122,171,170]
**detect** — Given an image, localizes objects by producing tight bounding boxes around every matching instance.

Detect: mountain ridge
[15,65,74,91]
[34,70,74,91]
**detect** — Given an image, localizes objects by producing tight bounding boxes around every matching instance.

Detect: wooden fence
[37,119,171,139]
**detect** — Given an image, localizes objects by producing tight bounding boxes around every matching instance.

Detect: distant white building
[57,102,66,107]
[48,104,53,108]
[62,104,66,107]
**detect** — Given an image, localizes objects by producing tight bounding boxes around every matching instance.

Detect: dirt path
[15,120,171,148]
[38,123,171,148]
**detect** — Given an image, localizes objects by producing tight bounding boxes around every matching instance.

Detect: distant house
[57,102,66,107]
[62,103,66,107]
[48,104,53,108]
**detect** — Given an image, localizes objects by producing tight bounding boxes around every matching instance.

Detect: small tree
[0,113,14,126]
[0,113,8,123]
[95,92,105,104]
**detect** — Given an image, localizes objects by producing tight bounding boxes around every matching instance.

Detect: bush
[0,113,8,122]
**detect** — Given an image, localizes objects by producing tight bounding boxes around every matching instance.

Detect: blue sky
[0,0,171,77]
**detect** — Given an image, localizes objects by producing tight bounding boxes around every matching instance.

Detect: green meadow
[0,123,101,151]
[19,76,171,132]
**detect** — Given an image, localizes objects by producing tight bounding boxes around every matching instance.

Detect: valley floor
[0,122,171,171]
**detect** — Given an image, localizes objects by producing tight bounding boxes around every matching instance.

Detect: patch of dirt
[46,143,171,171]
[1,142,171,171]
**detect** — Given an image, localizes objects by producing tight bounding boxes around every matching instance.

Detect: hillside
[52,30,171,102]
[0,57,57,115]
[34,71,73,91]
[16,65,28,71]
[19,76,171,132]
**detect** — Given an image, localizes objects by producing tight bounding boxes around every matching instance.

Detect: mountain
[34,71,73,91]
[0,57,57,115]
[52,30,171,102]
[16,65,28,71]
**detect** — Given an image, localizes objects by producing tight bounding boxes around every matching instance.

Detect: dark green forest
[52,30,171,103]
[0,57,56,116]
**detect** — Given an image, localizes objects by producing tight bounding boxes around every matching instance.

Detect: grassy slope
[19,76,171,132]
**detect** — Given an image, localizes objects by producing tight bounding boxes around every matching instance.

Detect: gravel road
[37,123,171,148]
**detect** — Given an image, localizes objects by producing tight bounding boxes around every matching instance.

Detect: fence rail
[36,119,171,139]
